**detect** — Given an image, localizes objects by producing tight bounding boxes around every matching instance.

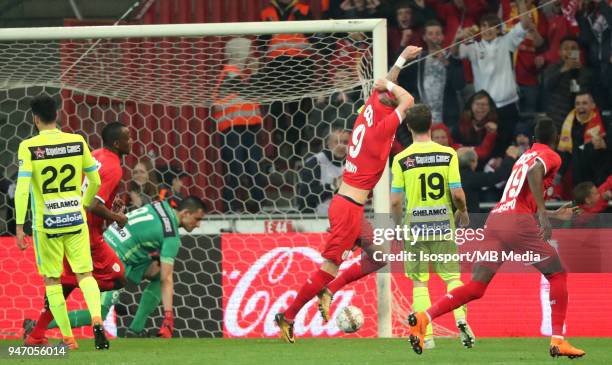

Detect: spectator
[331,0,384,19]
[574,177,612,215]
[457,145,518,213]
[430,0,489,47]
[158,165,187,209]
[297,127,350,214]
[542,0,580,65]
[543,36,592,130]
[452,9,535,156]
[213,37,268,213]
[577,0,612,110]
[513,121,532,156]
[501,0,548,114]
[558,92,609,187]
[388,1,426,60]
[398,20,465,127]
[452,91,499,162]
[431,124,456,148]
[127,157,158,209]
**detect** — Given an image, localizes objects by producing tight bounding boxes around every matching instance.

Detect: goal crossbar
[0,19,385,41]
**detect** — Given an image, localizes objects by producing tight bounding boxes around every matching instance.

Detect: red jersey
[87,148,123,244]
[343,90,402,190]
[491,143,561,214]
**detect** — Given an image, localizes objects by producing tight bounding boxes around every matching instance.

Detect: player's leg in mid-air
[317,218,386,322]
[275,195,365,343]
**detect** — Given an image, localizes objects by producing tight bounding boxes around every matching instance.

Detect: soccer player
[24,122,132,345]
[408,118,586,358]
[274,45,421,343]
[390,104,474,349]
[14,95,106,350]
[104,197,205,338]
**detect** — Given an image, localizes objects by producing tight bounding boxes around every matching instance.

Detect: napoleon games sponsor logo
[224,246,358,337]
[44,197,81,213]
[30,142,83,160]
[415,154,450,165]
[43,211,83,229]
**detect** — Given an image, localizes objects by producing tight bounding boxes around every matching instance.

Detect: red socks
[29,285,75,339]
[327,258,385,294]
[546,272,568,337]
[427,280,488,320]
[29,309,53,339]
[284,269,335,322]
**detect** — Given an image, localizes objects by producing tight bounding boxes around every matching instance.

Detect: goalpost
[0,19,393,337]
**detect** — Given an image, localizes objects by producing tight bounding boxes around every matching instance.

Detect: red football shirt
[86,148,123,244]
[342,90,402,190]
[491,143,561,214]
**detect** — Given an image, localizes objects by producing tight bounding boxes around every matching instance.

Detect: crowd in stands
[251,0,611,215]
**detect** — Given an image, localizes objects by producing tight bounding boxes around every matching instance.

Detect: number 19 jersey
[342,90,402,190]
[491,143,561,214]
[391,141,461,236]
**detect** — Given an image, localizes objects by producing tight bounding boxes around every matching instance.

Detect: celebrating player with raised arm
[24,122,132,347]
[408,118,585,358]
[14,95,105,350]
[104,197,205,338]
[274,45,421,344]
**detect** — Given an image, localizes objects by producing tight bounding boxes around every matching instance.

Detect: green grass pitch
[1,338,608,364]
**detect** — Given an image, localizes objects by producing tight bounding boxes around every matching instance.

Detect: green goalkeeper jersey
[391,140,462,241]
[104,201,181,266]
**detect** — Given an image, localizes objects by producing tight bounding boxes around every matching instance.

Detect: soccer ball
[335,305,364,333]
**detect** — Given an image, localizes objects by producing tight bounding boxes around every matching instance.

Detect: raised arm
[386,45,422,83]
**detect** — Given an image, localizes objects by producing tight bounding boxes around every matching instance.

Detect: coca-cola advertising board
[222,233,378,338]
[222,232,612,338]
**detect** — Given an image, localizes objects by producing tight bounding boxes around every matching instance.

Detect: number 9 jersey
[343,90,403,190]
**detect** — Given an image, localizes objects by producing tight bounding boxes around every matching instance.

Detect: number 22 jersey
[342,90,402,191]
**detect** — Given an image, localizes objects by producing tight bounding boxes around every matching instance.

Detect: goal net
[0,20,455,339]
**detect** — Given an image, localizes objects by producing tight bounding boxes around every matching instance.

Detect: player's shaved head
[406,104,432,134]
[30,95,57,124]
[534,116,557,146]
